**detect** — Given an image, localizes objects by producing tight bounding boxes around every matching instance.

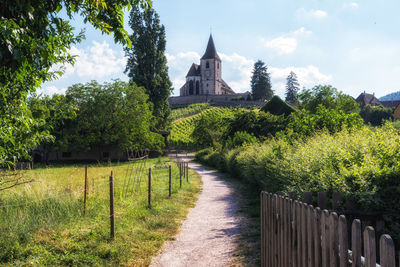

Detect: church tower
[200,34,222,95]
[179,34,235,96]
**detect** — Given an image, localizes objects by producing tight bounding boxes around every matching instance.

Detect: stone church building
[179,35,235,96]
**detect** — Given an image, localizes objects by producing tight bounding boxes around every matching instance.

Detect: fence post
[352,219,362,267]
[338,215,348,267]
[180,163,182,188]
[363,226,376,267]
[314,207,322,267]
[186,162,189,182]
[109,171,115,239]
[380,235,395,267]
[148,168,152,209]
[83,165,88,217]
[329,212,339,267]
[261,192,266,267]
[321,209,330,267]
[169,165,172,197]
[307,205,315,267]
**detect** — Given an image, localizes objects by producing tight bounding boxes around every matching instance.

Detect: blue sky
[41,0,400,99]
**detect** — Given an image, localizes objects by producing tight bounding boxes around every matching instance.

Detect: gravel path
[151,156,241,267]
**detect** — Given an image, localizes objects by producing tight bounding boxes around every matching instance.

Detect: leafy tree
[125,6,172,130]
[250,60,273,101]
[359,105,394,126]
[285,71,300,104]
[63,80,164,156]
[298,85,359,114]
[0,0,150,167]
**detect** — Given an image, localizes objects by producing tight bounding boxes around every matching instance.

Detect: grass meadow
[0,157,201,266]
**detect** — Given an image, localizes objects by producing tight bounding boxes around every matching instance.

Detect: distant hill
[379,91,400,101]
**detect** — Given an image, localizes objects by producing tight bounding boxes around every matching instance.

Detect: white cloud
[296,8,328,19]
[264,37,297,55]
[260,27,312,56]
[166,50,332,97]
[37,86,67,95]
[343,2,359,9]
[220,53,254,93]
[166,51,201,94]
[52,41,126,80]
[270,65,332,89]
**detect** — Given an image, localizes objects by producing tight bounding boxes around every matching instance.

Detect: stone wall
[169,95,265,108]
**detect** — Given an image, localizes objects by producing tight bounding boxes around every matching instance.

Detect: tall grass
[0,158,201,265]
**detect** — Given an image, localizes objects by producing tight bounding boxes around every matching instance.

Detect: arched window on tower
[189,80,194,95]
[206,62,209,69]
[196,81,200,95]
[217,62,219,69]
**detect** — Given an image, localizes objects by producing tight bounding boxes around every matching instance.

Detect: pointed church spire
[201,34,220,60]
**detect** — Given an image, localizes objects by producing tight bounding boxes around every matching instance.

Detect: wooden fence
[261,192,398,267]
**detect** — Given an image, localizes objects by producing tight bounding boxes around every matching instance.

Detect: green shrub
[225,131,258,149]
[260,95,296,116]
[360,105,394,126]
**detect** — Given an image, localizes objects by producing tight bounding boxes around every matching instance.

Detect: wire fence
[0,156,192,240]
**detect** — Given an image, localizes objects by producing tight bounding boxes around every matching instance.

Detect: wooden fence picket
[363,226,376,267]
[314,207,322,267]
[351,219,362,267]
[329,212,339,267]
[307,205,315,267]
[321,209,330,267]
[261,191,397,267]
[338,215,348,267]
[380,235,395,267]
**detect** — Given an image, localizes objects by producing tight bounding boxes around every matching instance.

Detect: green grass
[0,157,201,266]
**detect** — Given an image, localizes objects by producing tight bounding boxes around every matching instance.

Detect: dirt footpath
[151,156,242,267]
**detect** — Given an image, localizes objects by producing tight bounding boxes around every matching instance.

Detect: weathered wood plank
[303,192,312,204]
[363,226,376,267]
[321,209,330,267]
[380,234,395,267]
[318,192,328,210]
[338,215,348,267]
[296,201,302,267]
[301,203,308,267]
[329,212,339,267]
[314,207,322,267]
[307,205,315,267]
[351,219,362,267]
[332,192,342,210]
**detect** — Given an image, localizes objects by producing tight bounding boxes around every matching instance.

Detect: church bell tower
[200,34,222,95]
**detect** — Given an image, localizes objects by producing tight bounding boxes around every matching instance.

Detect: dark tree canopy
[285,71,300,104]
[250,60,273,101]
[125,6,172,130]
[261,95,296,116]
[0,0,150,167]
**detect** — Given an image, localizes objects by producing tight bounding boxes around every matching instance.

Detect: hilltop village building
[169,35,264,108]
[179,34,235,96]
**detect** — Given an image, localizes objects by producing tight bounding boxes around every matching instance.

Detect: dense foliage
[360,104,394,126]
[29,80,164,160]
[251,60,273,101]
[0,0,149,167]
[196,124,400,242]
[298,85,359,114]
[125,5,172,130]
[260,95,296,116]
